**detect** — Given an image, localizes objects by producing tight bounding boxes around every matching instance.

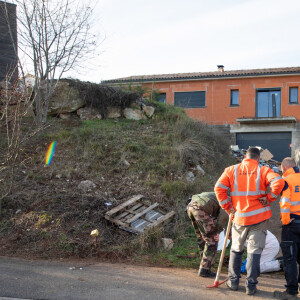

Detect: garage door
[236,132,291,162]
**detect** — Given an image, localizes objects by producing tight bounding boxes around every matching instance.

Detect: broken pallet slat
[105,194,143,216]
[125,203,159,224]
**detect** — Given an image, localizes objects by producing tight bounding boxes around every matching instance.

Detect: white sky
[69,0,300,83]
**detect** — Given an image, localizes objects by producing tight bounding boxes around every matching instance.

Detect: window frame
[255,88,281,118]
[174,91,206,108]
[230,89,239,106]
[289,87,298,104]
[157,93,166,104]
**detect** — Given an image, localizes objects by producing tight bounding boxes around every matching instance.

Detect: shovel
[207,213,233,288]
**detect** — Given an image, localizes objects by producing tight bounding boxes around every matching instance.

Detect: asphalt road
[0,256,287,300]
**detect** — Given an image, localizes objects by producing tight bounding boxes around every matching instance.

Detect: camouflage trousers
[187,201,219,270]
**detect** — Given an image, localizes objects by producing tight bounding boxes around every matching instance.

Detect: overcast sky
[70,0,300,83]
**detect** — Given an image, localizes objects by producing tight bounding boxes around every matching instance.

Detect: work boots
[198,268,216,278]
[246,286,257,295]
[225,280,238,291]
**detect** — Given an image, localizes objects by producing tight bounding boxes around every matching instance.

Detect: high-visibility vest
[280,167,300,225]
[215,158,284,226]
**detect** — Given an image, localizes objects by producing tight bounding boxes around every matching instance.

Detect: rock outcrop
[48,81,85,115]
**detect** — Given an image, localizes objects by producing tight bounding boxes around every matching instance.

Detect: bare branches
[0,68,48,216]
[10,0,100,124]
[16,0,98,79]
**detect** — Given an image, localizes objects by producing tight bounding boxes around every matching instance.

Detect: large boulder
[48,81,85,115]
[142,105,155,118]
[124,108,146,120]
[77,107,102,120]
[59,113,71,120]
[107,107,121,119]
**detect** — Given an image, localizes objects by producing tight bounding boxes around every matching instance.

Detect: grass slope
[0,103,235,269]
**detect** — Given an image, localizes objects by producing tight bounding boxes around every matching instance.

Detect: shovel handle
[214,213,233,283]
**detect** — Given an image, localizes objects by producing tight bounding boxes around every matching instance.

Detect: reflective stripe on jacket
[214,158,285,226]
[280,167,300,225]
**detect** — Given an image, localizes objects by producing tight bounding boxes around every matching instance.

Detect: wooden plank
[125,203,159,224]
[116,204,145,220]
[148,211,176,228]
[121,206,148,222]
[122,213,135,222]
[132,205,147,214]
[115,211,129,220]
[105,195,143,216]
[127,203,144,213]
[104,215,127,227]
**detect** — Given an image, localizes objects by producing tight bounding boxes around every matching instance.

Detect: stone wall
[209,124,235,144]
[0,1,18,82]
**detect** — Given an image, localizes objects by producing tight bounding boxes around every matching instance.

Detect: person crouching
[187,192,229,277]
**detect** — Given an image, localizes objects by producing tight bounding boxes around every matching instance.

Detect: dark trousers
[281,221,300,295]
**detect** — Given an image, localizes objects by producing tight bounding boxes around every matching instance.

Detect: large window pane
[289,87,298,103]
[231,90,239,106]
[174,91,206,108]
[256,90,281,117]
[257,91,269,117]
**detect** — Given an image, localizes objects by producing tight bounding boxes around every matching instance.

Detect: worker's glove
[226,207,235,215]
[258,197,268,207]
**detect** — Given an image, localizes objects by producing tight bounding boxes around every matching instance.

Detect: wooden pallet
[105,195,175,233]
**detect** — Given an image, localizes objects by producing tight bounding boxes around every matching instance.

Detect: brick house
[104,66,300,161]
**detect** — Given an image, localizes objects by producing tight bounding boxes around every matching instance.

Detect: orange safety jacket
[214,158,285,226]
[280,167,300,225]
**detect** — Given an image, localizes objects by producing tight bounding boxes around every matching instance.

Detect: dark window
[256,89,281,117]
[289,87,298,104]
[230,90,239,106]
[157,93,166,104]
[174,91,206,108]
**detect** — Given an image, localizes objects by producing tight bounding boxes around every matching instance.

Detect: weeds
[0,100,236,266]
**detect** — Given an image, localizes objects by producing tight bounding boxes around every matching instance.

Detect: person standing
[274,157,300,300]
[187,192,229,278]
[215,147,284,295]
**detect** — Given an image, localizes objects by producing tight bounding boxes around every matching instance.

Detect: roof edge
[103,71,300,84]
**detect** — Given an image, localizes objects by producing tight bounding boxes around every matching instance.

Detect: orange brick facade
[142,75,300,125]
[104,67,300,161]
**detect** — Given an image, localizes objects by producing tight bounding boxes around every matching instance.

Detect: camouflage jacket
[191,192,229,232]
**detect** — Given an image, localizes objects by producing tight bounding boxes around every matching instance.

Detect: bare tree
[0,68,47,216]
[11,0,99,124]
